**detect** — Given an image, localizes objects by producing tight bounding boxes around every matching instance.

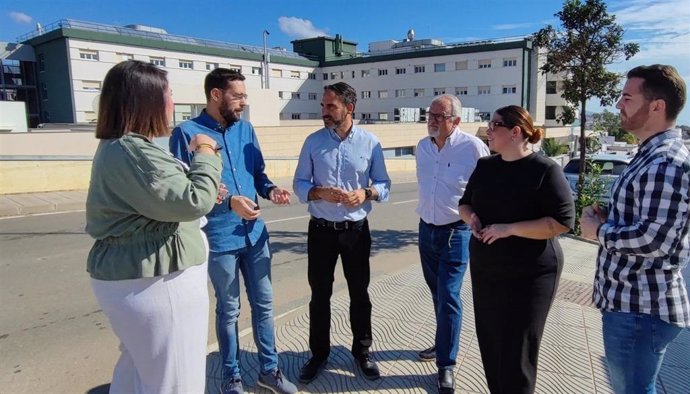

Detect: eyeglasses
[427,112,455,122]
[488,120,510,130]
[229,93,248,101]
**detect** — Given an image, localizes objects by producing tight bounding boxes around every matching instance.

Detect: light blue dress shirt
[293,125,391,222]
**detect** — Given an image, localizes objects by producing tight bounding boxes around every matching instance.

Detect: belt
[311,216,366,230]
[420,219,465,228]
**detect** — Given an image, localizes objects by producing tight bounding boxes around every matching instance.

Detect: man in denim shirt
[170,69,296,394]
[293,82,391,383]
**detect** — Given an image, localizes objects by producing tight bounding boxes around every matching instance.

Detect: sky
[2,0,689,125]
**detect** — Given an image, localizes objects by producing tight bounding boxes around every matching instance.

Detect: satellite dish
[407,29,415,41]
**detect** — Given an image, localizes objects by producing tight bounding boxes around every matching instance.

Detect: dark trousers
[471,264,561,394]
[307,218,372,360]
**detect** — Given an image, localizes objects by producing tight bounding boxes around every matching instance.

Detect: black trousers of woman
[470,262,562,394]
[306,218,373,360]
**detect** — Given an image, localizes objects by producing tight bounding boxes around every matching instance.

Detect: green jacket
[86,133,221,280]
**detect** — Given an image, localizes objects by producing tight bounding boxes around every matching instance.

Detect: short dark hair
[95,60,169,139]
[324,82,357,110]
[627,64,686,121]
[204,68,246,100]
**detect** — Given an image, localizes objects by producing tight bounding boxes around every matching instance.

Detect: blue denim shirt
[293,125,391,221]
[170,110,274,252]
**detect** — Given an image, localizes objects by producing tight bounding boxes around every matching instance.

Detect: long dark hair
[95,60,170,139]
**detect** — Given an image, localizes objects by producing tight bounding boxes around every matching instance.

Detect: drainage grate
[556,278,595,307]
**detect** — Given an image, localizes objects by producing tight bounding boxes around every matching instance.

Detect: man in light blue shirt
[293,82,391,384]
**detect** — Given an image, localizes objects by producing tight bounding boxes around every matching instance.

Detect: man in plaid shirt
[580,64,689,393]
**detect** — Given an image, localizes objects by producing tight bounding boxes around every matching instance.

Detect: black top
[459,153,575,273]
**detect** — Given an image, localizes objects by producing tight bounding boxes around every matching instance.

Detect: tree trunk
[577,99,587,203]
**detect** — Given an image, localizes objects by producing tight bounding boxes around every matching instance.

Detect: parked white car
[563,153,633,203]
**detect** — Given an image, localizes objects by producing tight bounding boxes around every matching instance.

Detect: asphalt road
[0,180,422,393]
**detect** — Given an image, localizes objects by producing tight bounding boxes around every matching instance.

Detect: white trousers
[91,262,209,394]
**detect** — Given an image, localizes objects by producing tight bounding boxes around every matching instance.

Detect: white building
[12,19,569,138]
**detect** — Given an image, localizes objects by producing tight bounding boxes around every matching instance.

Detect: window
[179,60,193,69]
[378,112,389,120]
[361,113,372,120]
[395,89,406,97]
[290,70,301,79]
[207,62,219,71]
[291,113,301,120]
[291,92,301,99]
[434,63,446,72]
[150,57,165,67]
[455,61,468,70]
[361,91,371,99]
[252,67,262,75]
[79,50,99,61]
[546,106,557,120]
[41,82,48,99]
[414,65,425,73]
[323,73,328,80]
[351,71,355,78]
[38,54,45,71]
[502,85,517,94]
[433,88,446,96]
[272,69,282,78]
[378,90,388,98]
[455,87,468,96]
[503,58,518,67]
[330,72,338,80]
[118,53,134,62]
[278,91,288,99]
[308,73,316,80]
[546,81,558,94]
[378,68,388,76]
[361,69,370,77]
[478,86,491,95]
[478,59,492,69]
[228,64,241,72]
[84,111,97,122]
[414,88,425,97]
[82,80,101,91]
[395,67,406,75]
[308,93,317,100]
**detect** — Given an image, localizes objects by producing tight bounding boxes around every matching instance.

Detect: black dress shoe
[299,356,327,384]
[438,368,455,393]
[418,345,436,362]
[356,354,381,380]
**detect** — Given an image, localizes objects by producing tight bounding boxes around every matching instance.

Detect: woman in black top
[459,105,575,393]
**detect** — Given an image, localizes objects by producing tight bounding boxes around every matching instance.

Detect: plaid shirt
[593,129,690,327]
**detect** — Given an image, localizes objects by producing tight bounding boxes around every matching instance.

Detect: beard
[219,97,241,125]
[427,127,440,138]
[620,103,650,132]
[323,115,345,130]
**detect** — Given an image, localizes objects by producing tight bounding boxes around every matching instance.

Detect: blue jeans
[208,238,277,380]
[418,220,470,369]
[602,310,683,394]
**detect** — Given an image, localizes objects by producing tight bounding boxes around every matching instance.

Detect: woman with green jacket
[85,60,222,393]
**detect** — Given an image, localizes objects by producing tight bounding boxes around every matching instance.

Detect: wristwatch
[364,188,373,200]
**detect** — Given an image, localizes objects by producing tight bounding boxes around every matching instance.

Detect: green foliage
[592,109,626,140]
[541,138,569,156]
[572,160,606,235]
[532,0,638,203]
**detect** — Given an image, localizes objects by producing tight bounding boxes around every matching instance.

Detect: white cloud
[9,11,32,24]
[492,22,540,31]
[278,16,328,39]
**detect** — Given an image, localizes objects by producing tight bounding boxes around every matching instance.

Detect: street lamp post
[263,30,270,89]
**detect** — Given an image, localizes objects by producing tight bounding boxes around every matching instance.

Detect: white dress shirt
[415,128,490,225]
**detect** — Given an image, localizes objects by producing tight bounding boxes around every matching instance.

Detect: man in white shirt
[415,94,490,393]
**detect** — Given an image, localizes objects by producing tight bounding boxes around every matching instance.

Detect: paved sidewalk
[207,236,690,393]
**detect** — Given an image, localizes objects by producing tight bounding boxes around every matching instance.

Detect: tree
[533,0,638,204]
[592,109,626,140]
[541,138,569,156]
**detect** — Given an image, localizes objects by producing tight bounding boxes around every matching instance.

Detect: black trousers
[471,263,561,394]
[307,218,372,360]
